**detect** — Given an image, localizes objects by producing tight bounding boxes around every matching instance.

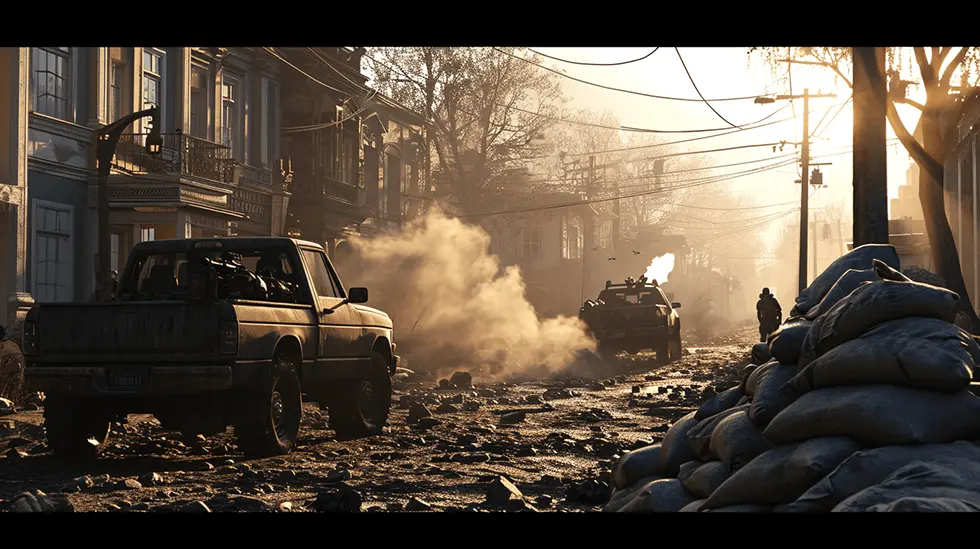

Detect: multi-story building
[1,46,291,320]
[941,101,980,307]
[277,47,431,258]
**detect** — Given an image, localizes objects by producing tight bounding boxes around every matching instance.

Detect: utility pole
[800,89,810,294]
[580,155,596,302]
[754,87,834,295]
[852,47,889,246]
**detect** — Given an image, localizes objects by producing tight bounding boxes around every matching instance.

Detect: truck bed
[33,301,227,363]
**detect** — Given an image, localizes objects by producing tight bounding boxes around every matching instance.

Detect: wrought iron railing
[112,131,237,185]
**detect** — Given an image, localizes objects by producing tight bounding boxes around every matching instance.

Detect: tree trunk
[918,111,980,331]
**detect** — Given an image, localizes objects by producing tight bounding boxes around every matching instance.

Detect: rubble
[486,476,524,506]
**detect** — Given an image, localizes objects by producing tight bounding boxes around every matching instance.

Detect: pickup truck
[22,237,397,460]
[578,275,682,362]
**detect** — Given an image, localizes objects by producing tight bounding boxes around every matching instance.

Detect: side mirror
[671,302,682,309]
[348,287,369,304]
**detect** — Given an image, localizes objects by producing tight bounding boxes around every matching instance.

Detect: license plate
[109,374,142,388]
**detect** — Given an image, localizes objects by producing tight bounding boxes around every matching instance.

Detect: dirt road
[0,326,756,512]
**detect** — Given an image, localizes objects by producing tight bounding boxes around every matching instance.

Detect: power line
[527,48,660,67]
[263,47,348,96]
[674,48,738,128]
[492,47,768,103]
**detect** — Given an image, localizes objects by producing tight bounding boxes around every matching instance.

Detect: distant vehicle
[22,237,397,460]
[578,275,682,362]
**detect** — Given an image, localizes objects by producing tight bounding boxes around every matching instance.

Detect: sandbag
[736,396,752,406]
[783,441,980,513]
[603,475,661,512]
[799,280,961,368]
[790,317,979,395]
[679,499,707,512]
[768,319,812,365]
[833,458,980,512]
[748,362,798,426]
[709,410,774,473]
[695,386,745,421]
[790,243,900,317]
[744,360,774,397]
[804,269,877,321]
[764,385,980,447]
[612,443,664,490]
[703,437,859,509]
[872,258,912,282]
[687,404,751,460]
[679,460,729,499]
[751,343,772,365]
[705,504,772,512]
[866,497,980,512]
[659,411,699,477]
[739,365,759,392]
[617,478,697,513]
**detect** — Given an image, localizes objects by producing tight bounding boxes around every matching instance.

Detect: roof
[131,237,324,253]
[366,93,434,130]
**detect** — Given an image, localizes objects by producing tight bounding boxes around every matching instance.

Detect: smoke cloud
[335,207,597,381]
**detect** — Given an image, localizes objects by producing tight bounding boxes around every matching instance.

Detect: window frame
[31,199,75,303]
[519,225,542,259]
[109,61,124,123]
[29,47,72,121]
[189,64,209,140]
[221,72,245,161]
[301,248,342,300]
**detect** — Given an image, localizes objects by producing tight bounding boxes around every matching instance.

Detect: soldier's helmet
[762,287,770,296]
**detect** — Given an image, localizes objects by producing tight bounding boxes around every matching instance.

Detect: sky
[525,47,918,250]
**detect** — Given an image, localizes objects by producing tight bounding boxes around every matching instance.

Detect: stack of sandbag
[606,243,980,512]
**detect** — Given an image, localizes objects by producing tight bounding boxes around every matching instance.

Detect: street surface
[0,325,755,512]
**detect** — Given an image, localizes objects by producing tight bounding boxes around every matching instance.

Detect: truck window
[302,250,341,299]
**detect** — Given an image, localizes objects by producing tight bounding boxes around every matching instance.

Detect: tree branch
[894,97,926,111]
[886,99,943,183]
[931,47,943,71]
[914,48,936,85]
[941,47,970,87]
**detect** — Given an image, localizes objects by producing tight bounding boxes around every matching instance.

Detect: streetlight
[93,106,163,301]
[755,89,836,294]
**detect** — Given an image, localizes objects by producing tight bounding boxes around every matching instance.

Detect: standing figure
[756,287,782,343]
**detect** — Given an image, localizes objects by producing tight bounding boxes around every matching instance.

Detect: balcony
[111,132,239,186]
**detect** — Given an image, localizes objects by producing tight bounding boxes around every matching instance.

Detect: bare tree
[752,46,980,328]
[367,47,565,215]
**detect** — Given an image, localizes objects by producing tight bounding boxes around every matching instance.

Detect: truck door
[300,248,361,369]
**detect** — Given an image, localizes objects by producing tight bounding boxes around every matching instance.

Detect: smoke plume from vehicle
[644,253,675,285]
[333,208,597,381]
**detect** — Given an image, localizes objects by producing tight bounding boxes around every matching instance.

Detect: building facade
[278,47,431,257]
[1,46,292,320]
[941,101,980,308]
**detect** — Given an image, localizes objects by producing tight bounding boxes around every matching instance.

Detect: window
[30,47,71,121]
[110,234,120,273]
[221,74,243,160]
[599,220,612,250]
[141,227,155,242]
[302,249,340,299]
[142,49,162,109]
[32,201,73,303]
[519,226,541,259]
[110,63,123,123]
[190,66,208,139]
[261,79,279,167]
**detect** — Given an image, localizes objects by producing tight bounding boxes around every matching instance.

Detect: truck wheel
[656,339,670,364]
[234,351,303,459]
[669,332,683,362]
[330,350,392,438]
[44,397,111,460]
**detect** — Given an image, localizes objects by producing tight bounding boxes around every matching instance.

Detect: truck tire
[329,350,392,438]
[44,396,111,460]
[234,351,303,459]
[669,331,683,362]
[656,339,669,364]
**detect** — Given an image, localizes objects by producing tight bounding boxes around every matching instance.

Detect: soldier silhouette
[756,287,782,343]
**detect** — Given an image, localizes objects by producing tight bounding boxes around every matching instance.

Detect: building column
[6,48,33,338]
[177,208,192,238]
[174,48,191,134]
[86,47,108,128]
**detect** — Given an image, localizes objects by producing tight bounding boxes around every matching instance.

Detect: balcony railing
[112,132,237,185]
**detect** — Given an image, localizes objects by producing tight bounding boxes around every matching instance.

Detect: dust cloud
[644,253,675,285]
[334,208,598,381]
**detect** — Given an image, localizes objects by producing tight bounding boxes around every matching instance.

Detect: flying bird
[632,250,640,255]
[608,257,616,261]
